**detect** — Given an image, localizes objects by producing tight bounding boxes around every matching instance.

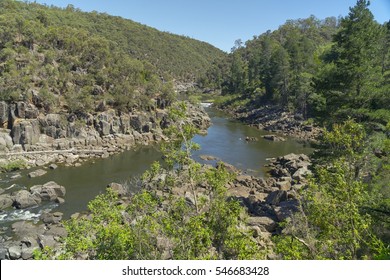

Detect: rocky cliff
[0,101,210,168]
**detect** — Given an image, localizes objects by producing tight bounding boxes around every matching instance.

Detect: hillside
[0,0,225,113]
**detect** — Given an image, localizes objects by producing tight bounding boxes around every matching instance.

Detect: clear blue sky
[32,0,389,52]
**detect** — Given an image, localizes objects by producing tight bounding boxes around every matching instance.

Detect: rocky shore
[0,101,210,169]
[0,152,312,259]
[218,105,322,142]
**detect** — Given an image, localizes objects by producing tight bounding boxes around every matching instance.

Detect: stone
[275,180,291,191]
[262,135,286,142]
[292,167,312,182]
[21,246,35,260]
[55,197,65,204]
[41,212,63,224]
[38,235,57,249]
[107,182,127,197]
[0,194,13,210]
[11,119,40,145]
[39,181,66,201]
[13,190,41,209]
[99,120,111,136]
[265,190,288,205]
[8,246,22,260]
[28,169,47,178]
[45,225,68,238]
[247,216,277,232]
[273,200,299,221]
[49,163,58,170]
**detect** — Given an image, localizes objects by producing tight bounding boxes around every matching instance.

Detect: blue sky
[32,0,389,52]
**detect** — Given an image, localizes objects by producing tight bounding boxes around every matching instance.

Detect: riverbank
[0,151,312,259]
[215,103,322,142]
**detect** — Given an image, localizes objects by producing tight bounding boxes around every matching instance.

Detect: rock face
[0,101,210,169]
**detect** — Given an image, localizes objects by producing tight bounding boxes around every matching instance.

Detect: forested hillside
[203,0,389,127]
[0,0,225,113]
[200,0,390,259]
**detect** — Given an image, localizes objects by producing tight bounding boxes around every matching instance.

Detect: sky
[32,0,390,52]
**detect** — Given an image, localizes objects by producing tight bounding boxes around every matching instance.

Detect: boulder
[247,216,277,232]
[265,190,288,205]
[107,182,127,197]
[292,167,312,182]
[273,200,299,221]
[262,135,286,142]
[40,212,63,224]
[39,181,66,201]
[13,190,41,209]
[0,194,13,210]
[11,119,40,146]
[8,245,22,260]
[28,169,47,178]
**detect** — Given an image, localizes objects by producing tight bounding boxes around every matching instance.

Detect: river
[0,106,312,224]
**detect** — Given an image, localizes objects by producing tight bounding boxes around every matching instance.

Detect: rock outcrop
[0,101,210,169]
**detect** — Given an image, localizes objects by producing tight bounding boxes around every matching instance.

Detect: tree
[275,120,389,259]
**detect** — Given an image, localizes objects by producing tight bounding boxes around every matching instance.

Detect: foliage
[0,159,27,172]
[36,101,265,260]
[275,120,390,259]
[0,0,225,115]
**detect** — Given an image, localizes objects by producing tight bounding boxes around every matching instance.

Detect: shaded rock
[28,169,47,178]
[245,136,258,142]
[49,163,58,170]
[273,200,299,221]
[265,190,288,205]
[0,246,7,260]
[263,135,286,142]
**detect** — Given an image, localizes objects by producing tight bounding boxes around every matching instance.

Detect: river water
[0,106,312,224]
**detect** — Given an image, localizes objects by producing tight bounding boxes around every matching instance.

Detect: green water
[0,107,312,222]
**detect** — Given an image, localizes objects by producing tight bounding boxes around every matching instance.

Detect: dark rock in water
[245,136,259,142]
[28,169,47,178]
[31,181,66,201]
[49,163,58,170]
[263,135,286,142]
